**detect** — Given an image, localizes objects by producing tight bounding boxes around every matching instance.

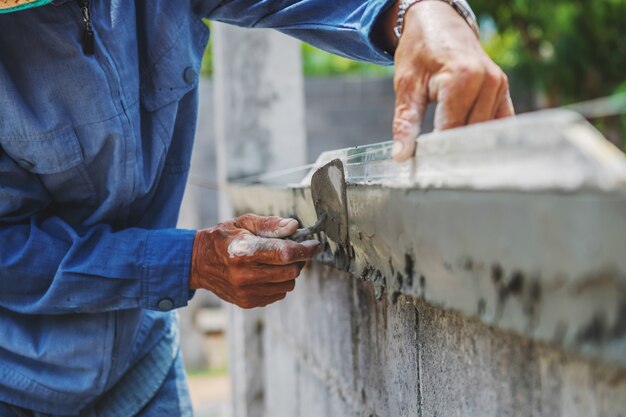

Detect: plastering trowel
[290,159,349,248]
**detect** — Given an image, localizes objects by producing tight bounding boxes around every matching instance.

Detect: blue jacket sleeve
[0,168,195,315]
[196,0,397,66]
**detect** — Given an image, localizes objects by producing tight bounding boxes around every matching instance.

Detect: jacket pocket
[0,127,97,207]
[1,126,83,174]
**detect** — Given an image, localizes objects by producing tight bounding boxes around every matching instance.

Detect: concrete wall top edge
[228,112,626,369]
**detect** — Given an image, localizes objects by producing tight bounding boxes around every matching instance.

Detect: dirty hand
[382,1,515,162]
[190,214,320,309]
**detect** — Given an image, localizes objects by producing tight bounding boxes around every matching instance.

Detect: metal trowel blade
[290,159,349,247]
[311,159,349,246]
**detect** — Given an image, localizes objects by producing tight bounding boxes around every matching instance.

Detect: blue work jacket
[0,0,395,414]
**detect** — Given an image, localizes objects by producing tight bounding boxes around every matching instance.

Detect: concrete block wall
[260,263,626,417]
[206,26,626,416]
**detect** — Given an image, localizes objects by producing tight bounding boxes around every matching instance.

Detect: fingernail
[301,240,321,248]
[279,218,297,228]
[391,141,404,159]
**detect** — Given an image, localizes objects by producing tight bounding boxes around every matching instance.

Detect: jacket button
[17,159,35,170]
[158,298,175,311]
[183,67,197,84]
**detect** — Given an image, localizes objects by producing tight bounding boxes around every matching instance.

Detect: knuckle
[238,213,255,222]
[290,264,301,278]
[234,213,254,227]
[231,272,249,289]
[276,245,294,263]
[393,105,419,122]
[394,73,417,93]
[261,216,287,236]
[484,67,502,88]
[208,225,229,241]
[261,217,275,231]
[455,61,485,81]
[392,118,418,139]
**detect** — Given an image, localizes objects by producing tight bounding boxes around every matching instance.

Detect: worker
[0,0,513,415]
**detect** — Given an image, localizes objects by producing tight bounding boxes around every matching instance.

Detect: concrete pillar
[212,23,306,417]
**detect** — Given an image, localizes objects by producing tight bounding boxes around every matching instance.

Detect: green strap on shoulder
[0,0,54,14]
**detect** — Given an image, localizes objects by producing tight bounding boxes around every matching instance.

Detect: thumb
[392,79,427,162]
[234,214,299,238]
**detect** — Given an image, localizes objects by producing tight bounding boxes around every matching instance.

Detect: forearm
[201,0,397,65]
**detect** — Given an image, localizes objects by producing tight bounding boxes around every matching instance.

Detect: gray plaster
[229,113,626,369]
[260,263,626,417]
[310,159,349,247]
[308,110,626,192]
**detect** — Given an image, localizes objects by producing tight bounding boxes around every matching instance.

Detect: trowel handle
[289,213,326,240]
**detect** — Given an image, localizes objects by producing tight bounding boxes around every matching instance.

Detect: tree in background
[205,3,626,102]
[472,0,626,105]
[472,0,626,147]
[201,4,626,147]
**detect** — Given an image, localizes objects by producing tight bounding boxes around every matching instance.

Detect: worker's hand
[382,1,515,162]
[190,214,320,309]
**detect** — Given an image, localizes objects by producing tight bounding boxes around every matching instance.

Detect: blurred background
[179,2,626,416]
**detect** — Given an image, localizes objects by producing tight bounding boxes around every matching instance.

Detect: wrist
[378,0,402,55]
[379,0,479,54]
[190,230,207,290]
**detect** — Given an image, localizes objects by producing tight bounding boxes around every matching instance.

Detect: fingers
[466,67,506,124]
[433,60,516,130]
[257,293,287,308]
[249,280,297,296]
[392,73,428,162]
[233,271,301,309]
[239,293,287,309]
[253,238,319,265]
[227,234,320,265]
[235,284,294,309]
[229,266,302,309]
[235,263,304,285]
[432,64,483,131]
[195,220,314,309]
[495,94,515,119]
[235,213,299,238]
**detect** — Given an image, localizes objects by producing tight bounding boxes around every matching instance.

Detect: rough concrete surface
[261,263,626,417]
[207,19,626,417]
[228,111,626,416]
[229,112,626,370]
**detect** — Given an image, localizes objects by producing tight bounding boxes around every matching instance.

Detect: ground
[187,369,231,417]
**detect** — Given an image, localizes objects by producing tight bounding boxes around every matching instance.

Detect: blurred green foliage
[471,1,626,149]
[200,20,213,77]
[200,4,626,147]
[203,2,626,99]
[301,43,393,77]
[471,0,626,105]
